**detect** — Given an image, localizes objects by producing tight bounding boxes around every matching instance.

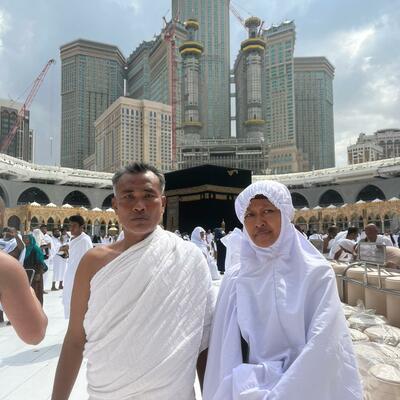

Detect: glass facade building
[60,39,126,169]
[294,57,335,169]
[263,21,296,148]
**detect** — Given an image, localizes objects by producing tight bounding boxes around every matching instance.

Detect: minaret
[179,18,203,141]
[242,17,266,139]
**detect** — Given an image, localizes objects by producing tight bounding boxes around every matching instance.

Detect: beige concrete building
[94,97,172,173]
[348,130,400,164]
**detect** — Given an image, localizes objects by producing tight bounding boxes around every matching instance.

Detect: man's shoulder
[79,244,119,277]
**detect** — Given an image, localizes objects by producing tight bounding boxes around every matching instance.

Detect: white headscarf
[190,226,208,254]
[203,180,362,400]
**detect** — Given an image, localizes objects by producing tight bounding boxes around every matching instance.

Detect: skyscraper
[263,21,296,148]
[0,99,33,162]
[60,39,126,169]
[172,0,231,138]
[233,17,266,140]
[179,18,204,140]
[294,57,335,169]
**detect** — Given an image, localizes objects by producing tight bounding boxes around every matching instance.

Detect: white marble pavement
[0,280,218,400]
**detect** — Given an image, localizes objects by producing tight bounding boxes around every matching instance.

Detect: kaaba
[163,165,251,234]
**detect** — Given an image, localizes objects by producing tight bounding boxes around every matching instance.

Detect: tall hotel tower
[172,0,231,138]
[60,39,126,169]
[241,17,266,140]
[179,18,204,140]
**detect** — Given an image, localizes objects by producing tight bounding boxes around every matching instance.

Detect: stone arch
[100,219,107,234]
[295,216,307,231]
[30,216,39,230]
[318,190,344,207]
[63,191,91,208]
[336,215,348,231]
[309,216,319,232]
[322,215,335,232]
[291,192,309,208]
[356,185,386,202]
[7,215,21,230]
[62,218,70,230]
[47,217,55,231]
[350,214,363,228]
[17,187,50,205]
[102,194,114,209]
[383,214,392,232]
[93,219,101,236]
[368,214,382,231]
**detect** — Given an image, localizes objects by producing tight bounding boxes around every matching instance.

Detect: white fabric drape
[203,180,363,400]
[83,227,216,400]
[62,232,93,318]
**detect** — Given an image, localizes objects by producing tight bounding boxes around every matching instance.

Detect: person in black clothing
[214,228,226,273]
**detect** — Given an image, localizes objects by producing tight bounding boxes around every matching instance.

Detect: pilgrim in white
[191,226,221,280]
[53,163,215,400]
[62,215,93,319]
[203,180,363,400]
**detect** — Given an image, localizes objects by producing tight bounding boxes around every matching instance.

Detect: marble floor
[0,282,214,400]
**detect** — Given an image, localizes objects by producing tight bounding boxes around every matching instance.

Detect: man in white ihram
[52,162,215,400]
[62,215,93,319]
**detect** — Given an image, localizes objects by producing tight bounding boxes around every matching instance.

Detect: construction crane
[0,58,56,153]
[229,2,246,27]
[229,3,264,34]
[162,16,178,170]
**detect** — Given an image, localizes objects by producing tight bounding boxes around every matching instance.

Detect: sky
[0,0,399,168]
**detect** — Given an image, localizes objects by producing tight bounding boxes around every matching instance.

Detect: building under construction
[0,99,33,163]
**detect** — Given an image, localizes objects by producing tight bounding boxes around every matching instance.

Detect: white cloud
[336,26,375,59]
[106,0,141,14]
[0,8,11,54]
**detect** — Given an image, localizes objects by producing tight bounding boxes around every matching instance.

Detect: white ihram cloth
[83,226,216,400]
[203,180,363,400]
[191,226,221,280]
[62,232,93,318]
[52,237,68,282]
[43,233,56,289]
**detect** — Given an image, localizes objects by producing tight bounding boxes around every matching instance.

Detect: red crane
[0,58,56,153]
[162,17,178,170]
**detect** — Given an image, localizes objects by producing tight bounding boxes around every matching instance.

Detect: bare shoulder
[78,242,126,279]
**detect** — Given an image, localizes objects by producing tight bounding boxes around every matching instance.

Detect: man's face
[244,197,281,248]
[53,229,60,238]
[112,171,166,237]
[40,226,47,234]
[70,222,82,237]
[365,225,378,242]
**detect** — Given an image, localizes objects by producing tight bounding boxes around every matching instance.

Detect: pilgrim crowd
[4,161,400,399]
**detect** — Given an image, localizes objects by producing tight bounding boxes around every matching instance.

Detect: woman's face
[244,197,281,248]
[22,236,30,246]
[200,231,205,240]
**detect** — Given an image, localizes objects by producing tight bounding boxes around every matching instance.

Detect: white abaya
[203,180,362,400]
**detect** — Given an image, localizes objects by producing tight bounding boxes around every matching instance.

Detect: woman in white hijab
[191,226,221,280]
[203,181,362,399]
